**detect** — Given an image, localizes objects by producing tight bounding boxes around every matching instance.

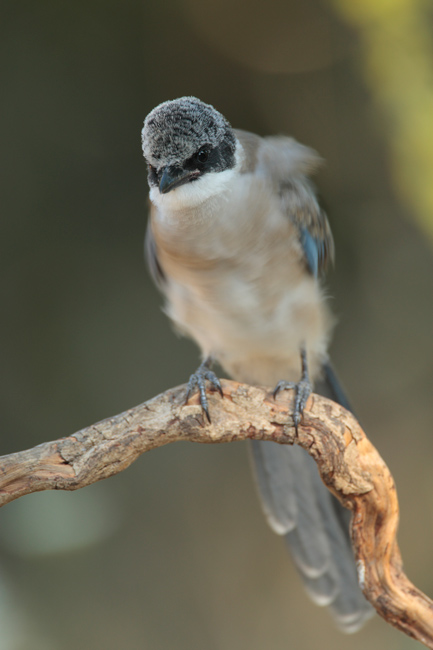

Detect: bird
[141,96,373,632]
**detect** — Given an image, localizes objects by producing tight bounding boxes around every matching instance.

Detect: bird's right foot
[185,357,223,423]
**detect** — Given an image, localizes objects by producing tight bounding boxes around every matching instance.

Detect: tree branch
[0,380,432,646]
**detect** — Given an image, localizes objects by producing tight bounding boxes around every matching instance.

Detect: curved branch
[0,381,432,647]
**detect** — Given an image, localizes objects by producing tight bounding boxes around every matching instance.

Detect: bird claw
[273,380,296,399]
[185,359,223,423]
[273,349,312,431]
[273,377,312,430]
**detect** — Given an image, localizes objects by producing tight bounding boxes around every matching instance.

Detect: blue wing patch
[300,227,320,278]
[300,223,333,277]
[278,178,334,277]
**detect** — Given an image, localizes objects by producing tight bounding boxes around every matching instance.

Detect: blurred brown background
[1,0,433,648]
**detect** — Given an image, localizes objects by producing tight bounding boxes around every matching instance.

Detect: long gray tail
[249,363,374,633]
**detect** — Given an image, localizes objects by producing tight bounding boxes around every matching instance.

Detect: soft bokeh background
[2,0,433,648]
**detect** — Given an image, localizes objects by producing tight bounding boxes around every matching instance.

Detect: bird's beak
[159,166,199,194]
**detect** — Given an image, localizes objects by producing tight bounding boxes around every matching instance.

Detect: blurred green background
[2,0,433,648]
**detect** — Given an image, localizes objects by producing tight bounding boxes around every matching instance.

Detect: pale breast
[152,173,332,385]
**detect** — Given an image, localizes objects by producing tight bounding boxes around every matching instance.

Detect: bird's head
[142,97,239,209]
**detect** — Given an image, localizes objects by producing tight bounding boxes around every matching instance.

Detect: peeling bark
[0,381,432,647]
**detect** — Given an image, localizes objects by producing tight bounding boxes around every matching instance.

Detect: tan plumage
[149,130,333,385]
[142,97,373,632]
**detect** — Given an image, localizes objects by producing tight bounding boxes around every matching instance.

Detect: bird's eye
[196,148,209,164]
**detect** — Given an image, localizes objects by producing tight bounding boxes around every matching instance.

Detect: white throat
[149,141,244,212]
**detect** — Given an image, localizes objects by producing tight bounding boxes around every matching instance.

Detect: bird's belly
[165,272,332,386]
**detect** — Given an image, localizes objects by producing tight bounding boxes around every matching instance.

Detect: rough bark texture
[0,381,432,647]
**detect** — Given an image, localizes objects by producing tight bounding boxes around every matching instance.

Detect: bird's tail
[249,362,374,632]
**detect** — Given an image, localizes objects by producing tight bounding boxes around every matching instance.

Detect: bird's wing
[236,130,334,277]
[265,135,334,277]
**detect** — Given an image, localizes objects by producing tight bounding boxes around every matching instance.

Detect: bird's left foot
[273,348,312,430]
